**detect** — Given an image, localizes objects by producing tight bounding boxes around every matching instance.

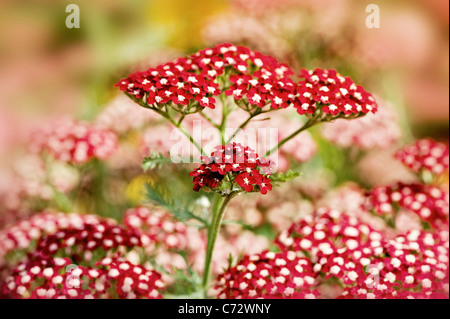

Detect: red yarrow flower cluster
[395,139,449,176]
[338,229,449,299]
[116,62,219,109]
[116,43,295,111]
[0,212,117,266]
[275,208,449,299]
[224,70,296,109]
[215,251,318,299]
[31,220,142,261]
[0,213,165,299]
[365,183,449,229]
[96,257,165,299]
[275,208,384,260]
[1,257,97,299]
[189,143,273,194]
[30,118,118,164]
[1,256,165,299]
[294,68,378,116]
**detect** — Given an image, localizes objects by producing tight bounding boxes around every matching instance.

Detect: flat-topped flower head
[294,68,378,118]
[30,118,118,164]
[115,43,295,113]
[189,143,273,195]
[0,212,118,266]
[215,250,318,299]
[338,229,449,299]
[275,208,384,261]
[0,257,97,299]
[274,209,449,299]
[395,139,449,176]
[0,256,165,299]
[32,221,142,261]
[96,257,165,299]
[365,183,449,229]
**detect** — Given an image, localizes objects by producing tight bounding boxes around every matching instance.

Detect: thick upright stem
[202,193,234,297]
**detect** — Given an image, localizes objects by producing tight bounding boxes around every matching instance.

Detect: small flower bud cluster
[189,143,273,194]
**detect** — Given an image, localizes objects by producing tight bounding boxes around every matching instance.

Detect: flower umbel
[395,139,449,177]
[294,68,378,118]
[115,43,294,114]
[189,143,273,195]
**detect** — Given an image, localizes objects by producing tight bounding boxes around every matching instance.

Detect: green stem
[219,94,229,144]
[265,118,317,157]
[226,110,261,144]
[202,193,234,298]
[164,113,206,157]
[199,112,220,129]
[126,93,206,157]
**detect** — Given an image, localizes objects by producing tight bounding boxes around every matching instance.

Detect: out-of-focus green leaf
[142,152,173,171]
[269,170,301,184]
[145,184,207,227]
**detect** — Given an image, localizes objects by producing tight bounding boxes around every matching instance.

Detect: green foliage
[145,184,207,227]
[163,260,203,298]
[142,152,173,171]
[269,170,301,184]
[52,188,74,213]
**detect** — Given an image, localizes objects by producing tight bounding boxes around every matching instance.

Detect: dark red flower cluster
[0,212,165,299]
[31,220,142,261]
[224,70,296,109]
[395,139,449,176]
[123,206,188,250]
[338,229,449,299]
[0,213,114,264]
[189,143,273,194]
[30,118,118,164]
[115,43,294,111]
[1,257,95,299]
[275,208,384,263]
[96,257,165,299]
[365,183,449,229]
[272,208,449,299]
[0,256,164,299]
[215,251,318,299]
[116,62,219,109]
[294,69,378,116]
